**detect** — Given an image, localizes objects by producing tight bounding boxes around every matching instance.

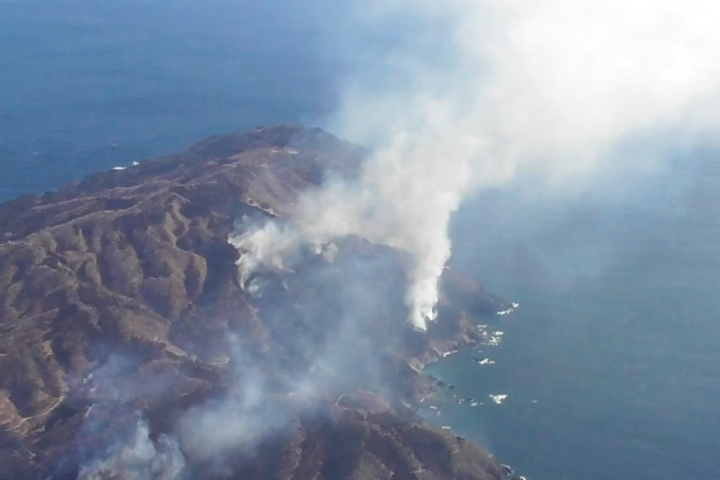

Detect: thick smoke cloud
[234,0,720,329]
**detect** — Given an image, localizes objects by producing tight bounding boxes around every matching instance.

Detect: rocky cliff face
[0,126,515,480]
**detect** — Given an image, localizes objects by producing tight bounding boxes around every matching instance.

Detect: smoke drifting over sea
[73,1,720,477]
[233,0,720,329]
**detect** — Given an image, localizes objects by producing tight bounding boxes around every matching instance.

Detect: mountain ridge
[0,125,521,480]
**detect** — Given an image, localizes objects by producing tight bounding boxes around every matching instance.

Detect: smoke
[178,345,290,463]
[72,349,292,479]
[73,241,406,478]
[231,0,720,329]
[65,2,720,477]
[78,419,185,480]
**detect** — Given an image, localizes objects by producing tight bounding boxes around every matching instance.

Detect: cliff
[0,125,517,480]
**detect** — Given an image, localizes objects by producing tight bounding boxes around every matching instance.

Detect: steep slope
[0,125,516,480]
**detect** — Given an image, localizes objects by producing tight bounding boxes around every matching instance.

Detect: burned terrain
[0,125,517,480]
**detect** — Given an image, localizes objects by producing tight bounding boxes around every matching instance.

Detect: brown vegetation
[0,126,511,479]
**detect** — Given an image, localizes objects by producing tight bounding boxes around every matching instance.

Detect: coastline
[411,315,529,480]
[0,126,523,479]
[408,312,511,406]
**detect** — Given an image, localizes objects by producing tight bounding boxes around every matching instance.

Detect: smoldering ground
[69,230,425,479]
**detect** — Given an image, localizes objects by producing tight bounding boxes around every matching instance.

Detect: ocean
[2,2,719,480]
[0,0,336,202]
[428,159,720,480]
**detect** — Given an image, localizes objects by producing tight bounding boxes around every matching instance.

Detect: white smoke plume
[78,419,185,480]
[232,0,720,329]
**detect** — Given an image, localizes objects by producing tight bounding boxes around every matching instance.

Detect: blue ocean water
[2,3,719,480]
[430,160,720,480]
[0,0,337,202]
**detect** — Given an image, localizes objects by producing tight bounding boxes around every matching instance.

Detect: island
[0,125,525,480]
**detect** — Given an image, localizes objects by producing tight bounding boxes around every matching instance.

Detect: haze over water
[2,2,719,480]
[430,158,720,479]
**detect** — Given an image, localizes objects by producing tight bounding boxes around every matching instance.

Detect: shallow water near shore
[424,300,720,480]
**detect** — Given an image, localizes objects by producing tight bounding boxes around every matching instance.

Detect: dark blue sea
[2,2,719,480]
[0,0,337,202]
[433,161,720,480]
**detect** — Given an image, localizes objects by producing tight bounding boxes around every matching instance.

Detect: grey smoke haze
[79,418,184,480]
[178,345,288,463]
[235,0,720,329]
[76,236,407,478]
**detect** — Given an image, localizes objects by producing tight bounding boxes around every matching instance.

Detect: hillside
[0,125,519,480]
